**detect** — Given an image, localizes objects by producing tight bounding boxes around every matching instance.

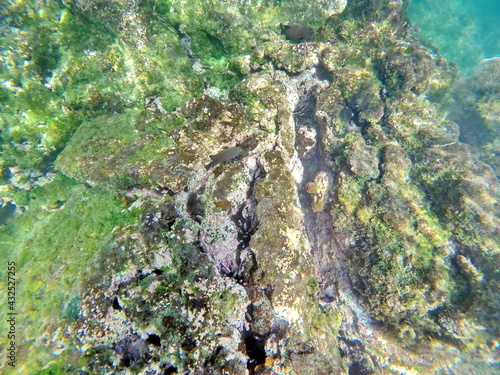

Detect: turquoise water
[409,0,500,75]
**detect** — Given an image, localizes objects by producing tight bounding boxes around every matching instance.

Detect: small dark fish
[0,202,16,226]
[280,23,314,43]
[205,146,244,169]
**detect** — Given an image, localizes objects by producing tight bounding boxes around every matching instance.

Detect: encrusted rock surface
[1,0,499,374]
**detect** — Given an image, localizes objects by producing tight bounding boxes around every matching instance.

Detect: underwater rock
[67,3,498,372]
[345,136,379,180]
[296,126,317,158]
[305,171,329,212]
[3,0,500,374]
[115,334,148,367]
[8,168,56,191]
[252,41,322,74]
[377,45,435,95]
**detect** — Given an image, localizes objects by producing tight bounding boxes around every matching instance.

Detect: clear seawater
[408,0,500,75]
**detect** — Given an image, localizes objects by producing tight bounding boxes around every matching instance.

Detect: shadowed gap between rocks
[190,162,269,371]
[293,76,378,374]
[293,80,339,298]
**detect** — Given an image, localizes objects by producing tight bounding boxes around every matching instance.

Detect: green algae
[300,3,499,348]
[0,0,202,182]
[1,0,499,373]
[331,121,458,330]
[54,109,195,187]
[0,174,139,374]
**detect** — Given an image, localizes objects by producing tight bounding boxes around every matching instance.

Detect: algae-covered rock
[1,0,500,374]
[305,171,329,213]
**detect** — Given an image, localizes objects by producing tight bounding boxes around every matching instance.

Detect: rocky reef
[0,0,499,374]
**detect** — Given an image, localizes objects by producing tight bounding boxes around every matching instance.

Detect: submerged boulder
[1,0,499,374]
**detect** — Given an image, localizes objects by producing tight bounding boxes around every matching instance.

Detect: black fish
[280,24,314,43]
[0,202,16,226]
[205,146,244,169]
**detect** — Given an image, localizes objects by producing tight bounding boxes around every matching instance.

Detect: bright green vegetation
[55,110,181,187]
[0,0,202,181]
[0,0,499,373]
[0,174,139,373]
